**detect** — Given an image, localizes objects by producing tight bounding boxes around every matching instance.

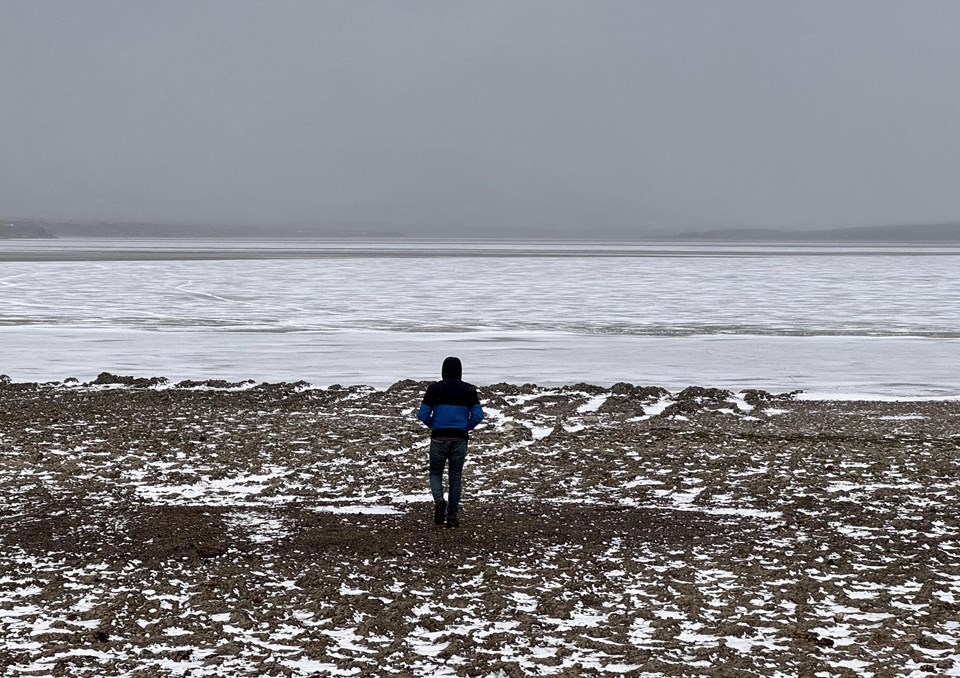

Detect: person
[416,356,484,528]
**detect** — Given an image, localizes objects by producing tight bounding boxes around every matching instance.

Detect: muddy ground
[1,376,959,677]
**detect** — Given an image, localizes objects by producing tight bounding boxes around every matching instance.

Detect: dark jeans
[429,437,468,519]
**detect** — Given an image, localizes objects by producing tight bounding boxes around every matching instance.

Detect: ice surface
[2,239,959,397]
[1,328,958,398]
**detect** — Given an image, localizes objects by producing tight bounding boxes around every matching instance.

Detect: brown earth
[1,378,959,676]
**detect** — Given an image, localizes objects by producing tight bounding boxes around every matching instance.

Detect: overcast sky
[2,1,960,234]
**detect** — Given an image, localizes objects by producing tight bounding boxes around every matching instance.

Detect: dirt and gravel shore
[1,375,959,677]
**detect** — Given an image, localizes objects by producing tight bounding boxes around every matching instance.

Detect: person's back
[417,357,484,528]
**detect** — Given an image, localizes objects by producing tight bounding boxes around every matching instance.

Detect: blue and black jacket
[417,357,484,440]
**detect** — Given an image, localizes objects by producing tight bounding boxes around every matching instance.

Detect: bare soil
[1,378,959,676]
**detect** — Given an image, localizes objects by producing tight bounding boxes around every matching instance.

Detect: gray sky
[3,1,960,234]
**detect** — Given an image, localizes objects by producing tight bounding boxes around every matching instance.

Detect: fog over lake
[3,1,960,236]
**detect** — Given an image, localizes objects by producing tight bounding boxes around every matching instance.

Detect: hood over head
[441,356,462,380]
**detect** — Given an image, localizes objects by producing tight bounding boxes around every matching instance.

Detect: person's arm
[417,389,434,427]
[417,402,434,428]
[467,389,484,430]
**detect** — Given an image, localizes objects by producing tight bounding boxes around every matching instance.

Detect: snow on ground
[1,378,959,676]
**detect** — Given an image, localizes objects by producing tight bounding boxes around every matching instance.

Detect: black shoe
[445,516,459,529]
[434,499,447,525]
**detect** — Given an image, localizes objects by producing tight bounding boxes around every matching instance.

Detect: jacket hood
[441,356,462,380]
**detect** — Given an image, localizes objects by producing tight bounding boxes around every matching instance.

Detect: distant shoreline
[3,238,960,262]
[3,218,960,243]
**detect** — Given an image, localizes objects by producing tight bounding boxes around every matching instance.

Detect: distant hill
[673,223,960,243]
[0,218,408,239]
[0,221,55,239]
[4,216,960,242]
[0,217,601,240]
[11,219,237,238]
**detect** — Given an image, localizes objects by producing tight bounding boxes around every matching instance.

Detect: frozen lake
[2,239,959,397]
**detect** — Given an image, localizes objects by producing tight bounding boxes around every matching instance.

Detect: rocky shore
[1,375,959,676]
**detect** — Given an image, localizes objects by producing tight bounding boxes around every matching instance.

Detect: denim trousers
[429,437,468,519]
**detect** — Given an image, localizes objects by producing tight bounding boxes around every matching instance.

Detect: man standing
[417,356,484,528]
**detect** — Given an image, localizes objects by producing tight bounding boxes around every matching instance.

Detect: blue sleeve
[467,404,484,429]
[417,402,433,428]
